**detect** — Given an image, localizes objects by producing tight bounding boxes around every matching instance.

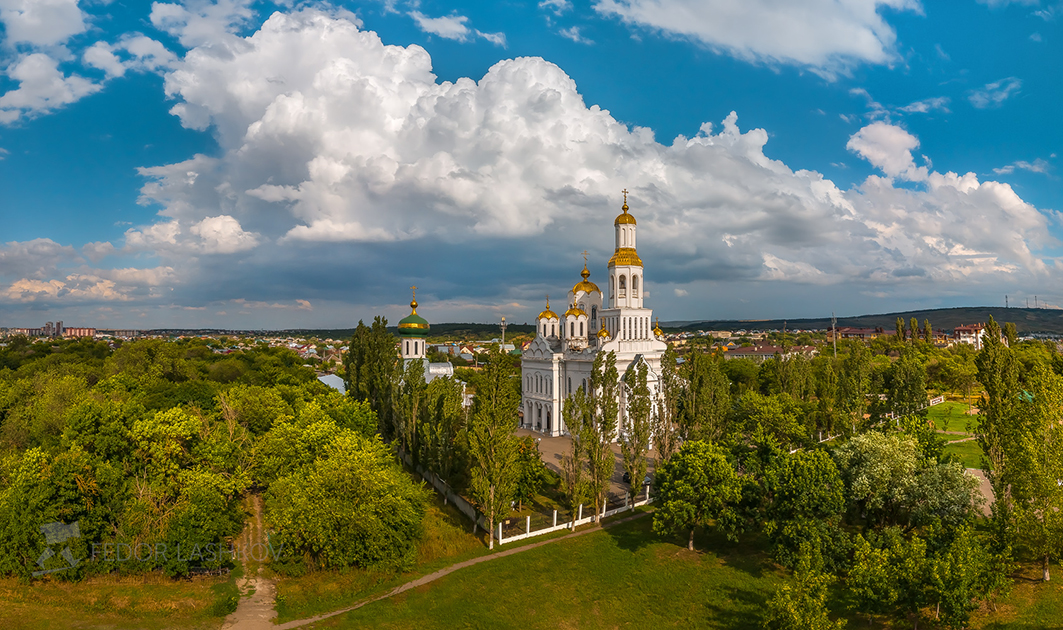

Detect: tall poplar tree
[975,317,1019,510]
[682,350,731,442]
[654,345,683,465]
[467,344,520,549]
[344,317,397,438]
[587,351,620,521]
[621,360,652,505]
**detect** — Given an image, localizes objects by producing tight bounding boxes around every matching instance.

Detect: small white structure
[521,193,667,438]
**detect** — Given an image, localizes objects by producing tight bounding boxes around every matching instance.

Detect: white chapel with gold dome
[521,192,668,437]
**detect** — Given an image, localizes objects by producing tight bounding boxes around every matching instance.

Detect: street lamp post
[500,316,507,352]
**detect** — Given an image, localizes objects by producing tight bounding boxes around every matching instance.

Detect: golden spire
[614,189,637,226]
[622,188,628,211]
[410,286,418,312]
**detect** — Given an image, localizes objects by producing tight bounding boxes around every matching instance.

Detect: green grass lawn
[927,401,979,433]
[943,439,987,468]
[322,516,787,630]
[0,569,237,630]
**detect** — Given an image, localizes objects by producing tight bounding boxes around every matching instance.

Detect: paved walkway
[274,511,650,629]
[516,428,656,499]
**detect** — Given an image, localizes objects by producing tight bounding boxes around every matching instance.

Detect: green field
[943,440,987,468]
[307,515,1063,630]
[927,401,979,433]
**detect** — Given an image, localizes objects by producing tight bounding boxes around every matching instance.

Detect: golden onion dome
[607,247,643,267]
[597,327,611,340]
[537,297,558,320]
[615,191,637,225]
[653,318,664,337]
[564,305,587,319]
[571,265,601,295]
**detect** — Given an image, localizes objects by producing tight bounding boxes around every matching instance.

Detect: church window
[580,321,584,336]
[591,305,597,323]
[632,275,639,297]
[568,377,572,394]
[570,322,575,337]
[552,324,556,336]
[619,275,626,294]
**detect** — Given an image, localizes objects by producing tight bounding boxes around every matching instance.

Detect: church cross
[622,189,628,205]
[581,250,589,264]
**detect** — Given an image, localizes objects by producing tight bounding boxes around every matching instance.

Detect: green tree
[266,431,426,571]
[974,316,1019,516]
[896,317,905,341]
[395,358,427,460]
[733,392,807,450]
[561,385,592,528]
[839,345,872,433]
[344,317,397,437]
[586,351,620,522]
[216,384,292,435]
[467,345,520,549]
[513,436,546,511]
[910,317,919,344]
[923,319,932,344]
[848,530,928,627]
[653,345,683,464]
[888,347,927,417]
[422,376,468,489]
[1003,321,1018,347]
[682,350,731,442]
[762,547,847,630]
[1009,362,1063,581]
[620,360,653,505]
[653,440,741,551]
[833,432,918,527]
[763,450,845,568]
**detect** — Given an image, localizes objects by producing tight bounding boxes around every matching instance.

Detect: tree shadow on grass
[604,514,656,553]
[699,584,772,630]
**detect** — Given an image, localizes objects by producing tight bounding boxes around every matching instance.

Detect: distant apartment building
[63,328,97,339]
[723,344,819,363]
[953,324,987,350]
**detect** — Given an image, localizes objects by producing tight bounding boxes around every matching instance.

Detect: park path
[221,495,277,630]
[274,511,650,630]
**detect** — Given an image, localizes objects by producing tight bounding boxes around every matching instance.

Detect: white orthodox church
[521,193,667,437]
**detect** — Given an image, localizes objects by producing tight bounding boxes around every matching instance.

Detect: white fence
[497,491,654,546]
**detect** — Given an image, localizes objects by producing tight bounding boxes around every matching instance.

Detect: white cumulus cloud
[593,0,922,76]
[846,122,928,181]
[0,0,86,48]
[0,53,101,123]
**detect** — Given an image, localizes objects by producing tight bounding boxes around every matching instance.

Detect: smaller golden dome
[597,327,611,340]
[571,264,601,295]
[653,318,664,337]
[537,297,558,320]
[564,305,587,318]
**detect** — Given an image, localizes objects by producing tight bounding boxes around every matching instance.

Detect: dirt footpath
[222,495,277,630]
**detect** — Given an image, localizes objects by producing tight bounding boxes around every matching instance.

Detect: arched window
[591,305,597,323]
[568,377,572,394]
[619,275,626,298]
[552,324,556,336]
[570,322,575,337]
[632,275,639,297]
[579,321,584,336]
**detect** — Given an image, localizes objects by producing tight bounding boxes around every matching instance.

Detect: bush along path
[222,495,278,630]
[274,510,651,630]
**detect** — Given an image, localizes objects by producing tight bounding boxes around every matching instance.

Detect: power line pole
[832,312,837,359]
[500,315,507,352]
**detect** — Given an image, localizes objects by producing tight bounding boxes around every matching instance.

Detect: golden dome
[615,190,637,225]
[537,297,558,320]
[597,327,611,340]
[571,264,601,295]
[564,305,587,318]
[653,318,664,337]
[607,247,643,267]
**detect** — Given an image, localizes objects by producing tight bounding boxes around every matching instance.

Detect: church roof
[571,264,601,295]
[608,247,643,267]
[564,305,587,318]
[538,297,559,320]
[398,291,429,337]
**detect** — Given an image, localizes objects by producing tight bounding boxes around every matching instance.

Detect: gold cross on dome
[410,286,417,298]
[581,250,589,264]
[622,189,628,204]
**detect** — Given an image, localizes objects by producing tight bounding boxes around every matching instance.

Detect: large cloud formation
[1,6,1056,323]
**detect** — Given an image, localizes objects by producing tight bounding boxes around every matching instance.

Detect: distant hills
[136,307,1063,339]
[663,307,1063,335]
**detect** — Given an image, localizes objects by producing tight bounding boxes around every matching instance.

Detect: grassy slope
[315,516,1063,630]
[0,570,237,630]
[273,481,488,622]
[325,516,785,630]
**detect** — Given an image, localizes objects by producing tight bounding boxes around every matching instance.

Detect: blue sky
[0,0,1060,329]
